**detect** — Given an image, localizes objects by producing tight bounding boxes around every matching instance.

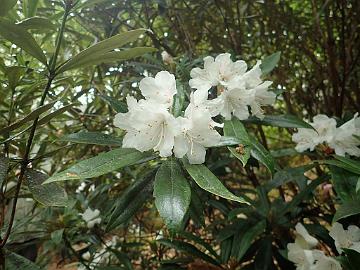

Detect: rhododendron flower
[81,208,101,229]
[173,95,222,164]
[189,53,247,92]
[329,222,360,254]
[328,113,360,156]
[139,71,176,107]
[114,96,180,157]
[287,223,341,270]
[292,113,360,156]
[292,114,337,152]
[190,54,275,120]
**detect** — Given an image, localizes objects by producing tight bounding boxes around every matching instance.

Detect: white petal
[187,142,206,164]
[174,135,189,158]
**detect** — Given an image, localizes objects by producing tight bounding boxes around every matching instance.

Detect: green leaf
[0,101,56,135]
[333,155,360,175]
[0,156,9,187]
[4,250,41,270]
[0,18,47,64]
[330,166,358,202]
[244,115,314,129]
[51,228,64,245]
[154,160,191,230]
[249,135,275,174]
[58,47,156,72]
[254,237,273,270]
[343,249,360,270]
[59,131,123,146]
[106,172,154,231]
[177,231,220,261]
[25,170,68,207]
[57,29,148,72]
[333,199,360,222]
[228,146,251,167]
[38,103,76,126]
[214,136,241,147]
[260,52,281,75]
[0,0,17,16]
[44,148,152,184]
[183,161,248,204]
[4,66,25,90]
[223,119,251,146]
[100,95,128,113]
[224,119,252,166]
[157,239,220,266]
[172,83,185,117]
[278,176,326,216]
[16,17,56,31]
[235,220,266,261]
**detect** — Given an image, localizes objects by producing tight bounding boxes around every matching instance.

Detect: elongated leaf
[183,162,248,204]
[59,131,123,146]
[38,103,76,126]
[333,199,360,222]
[4,250,41,270]
[44,148,152,183]
[228,146,251,167]
[106,172,154,231]
[244,115,314,129]
[235,220,266,260]
[224,119,252,166]
[57,29,147,72]
[0,156,9,186]
[0,0,17,16]
[157,239,220,266]
[330,166,358,202]
[333,155,360,175]
[58,47,156,72]
[260,52,281,75]
[100,95,128,113]
[254,237,273,270]
[0,101,56,134]
[0,18,47,64]
[214,136,241,147]
[5,66,25,89]
[16,17,56,31]
[249,135,275,174]
[25,170,68,207]
[224,119,251,145]
[154,160,191,230]
[177,231,220,260]
[278,177,326,216]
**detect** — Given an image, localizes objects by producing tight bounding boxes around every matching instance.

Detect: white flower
[139,71,177,107]
[173,94,222,164]
[114,96,180,157]
[189,53,247,92]
[328,113,360,156]
[329,222,360,254]
[315,254,342,270]
[190,55,275,120]
[81,208,101,229]
[294,223,319,249]
[287,223,342,270]
[292,115,337,152]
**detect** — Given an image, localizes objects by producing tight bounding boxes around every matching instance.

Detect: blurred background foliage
[0,0,359,269]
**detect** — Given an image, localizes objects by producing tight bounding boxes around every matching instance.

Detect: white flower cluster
[287,223,342,270]
[81,207,101,229]
[329,222,360,254]
[114,54,276,164]
[78,236,119,270]
[292,114,360,156]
